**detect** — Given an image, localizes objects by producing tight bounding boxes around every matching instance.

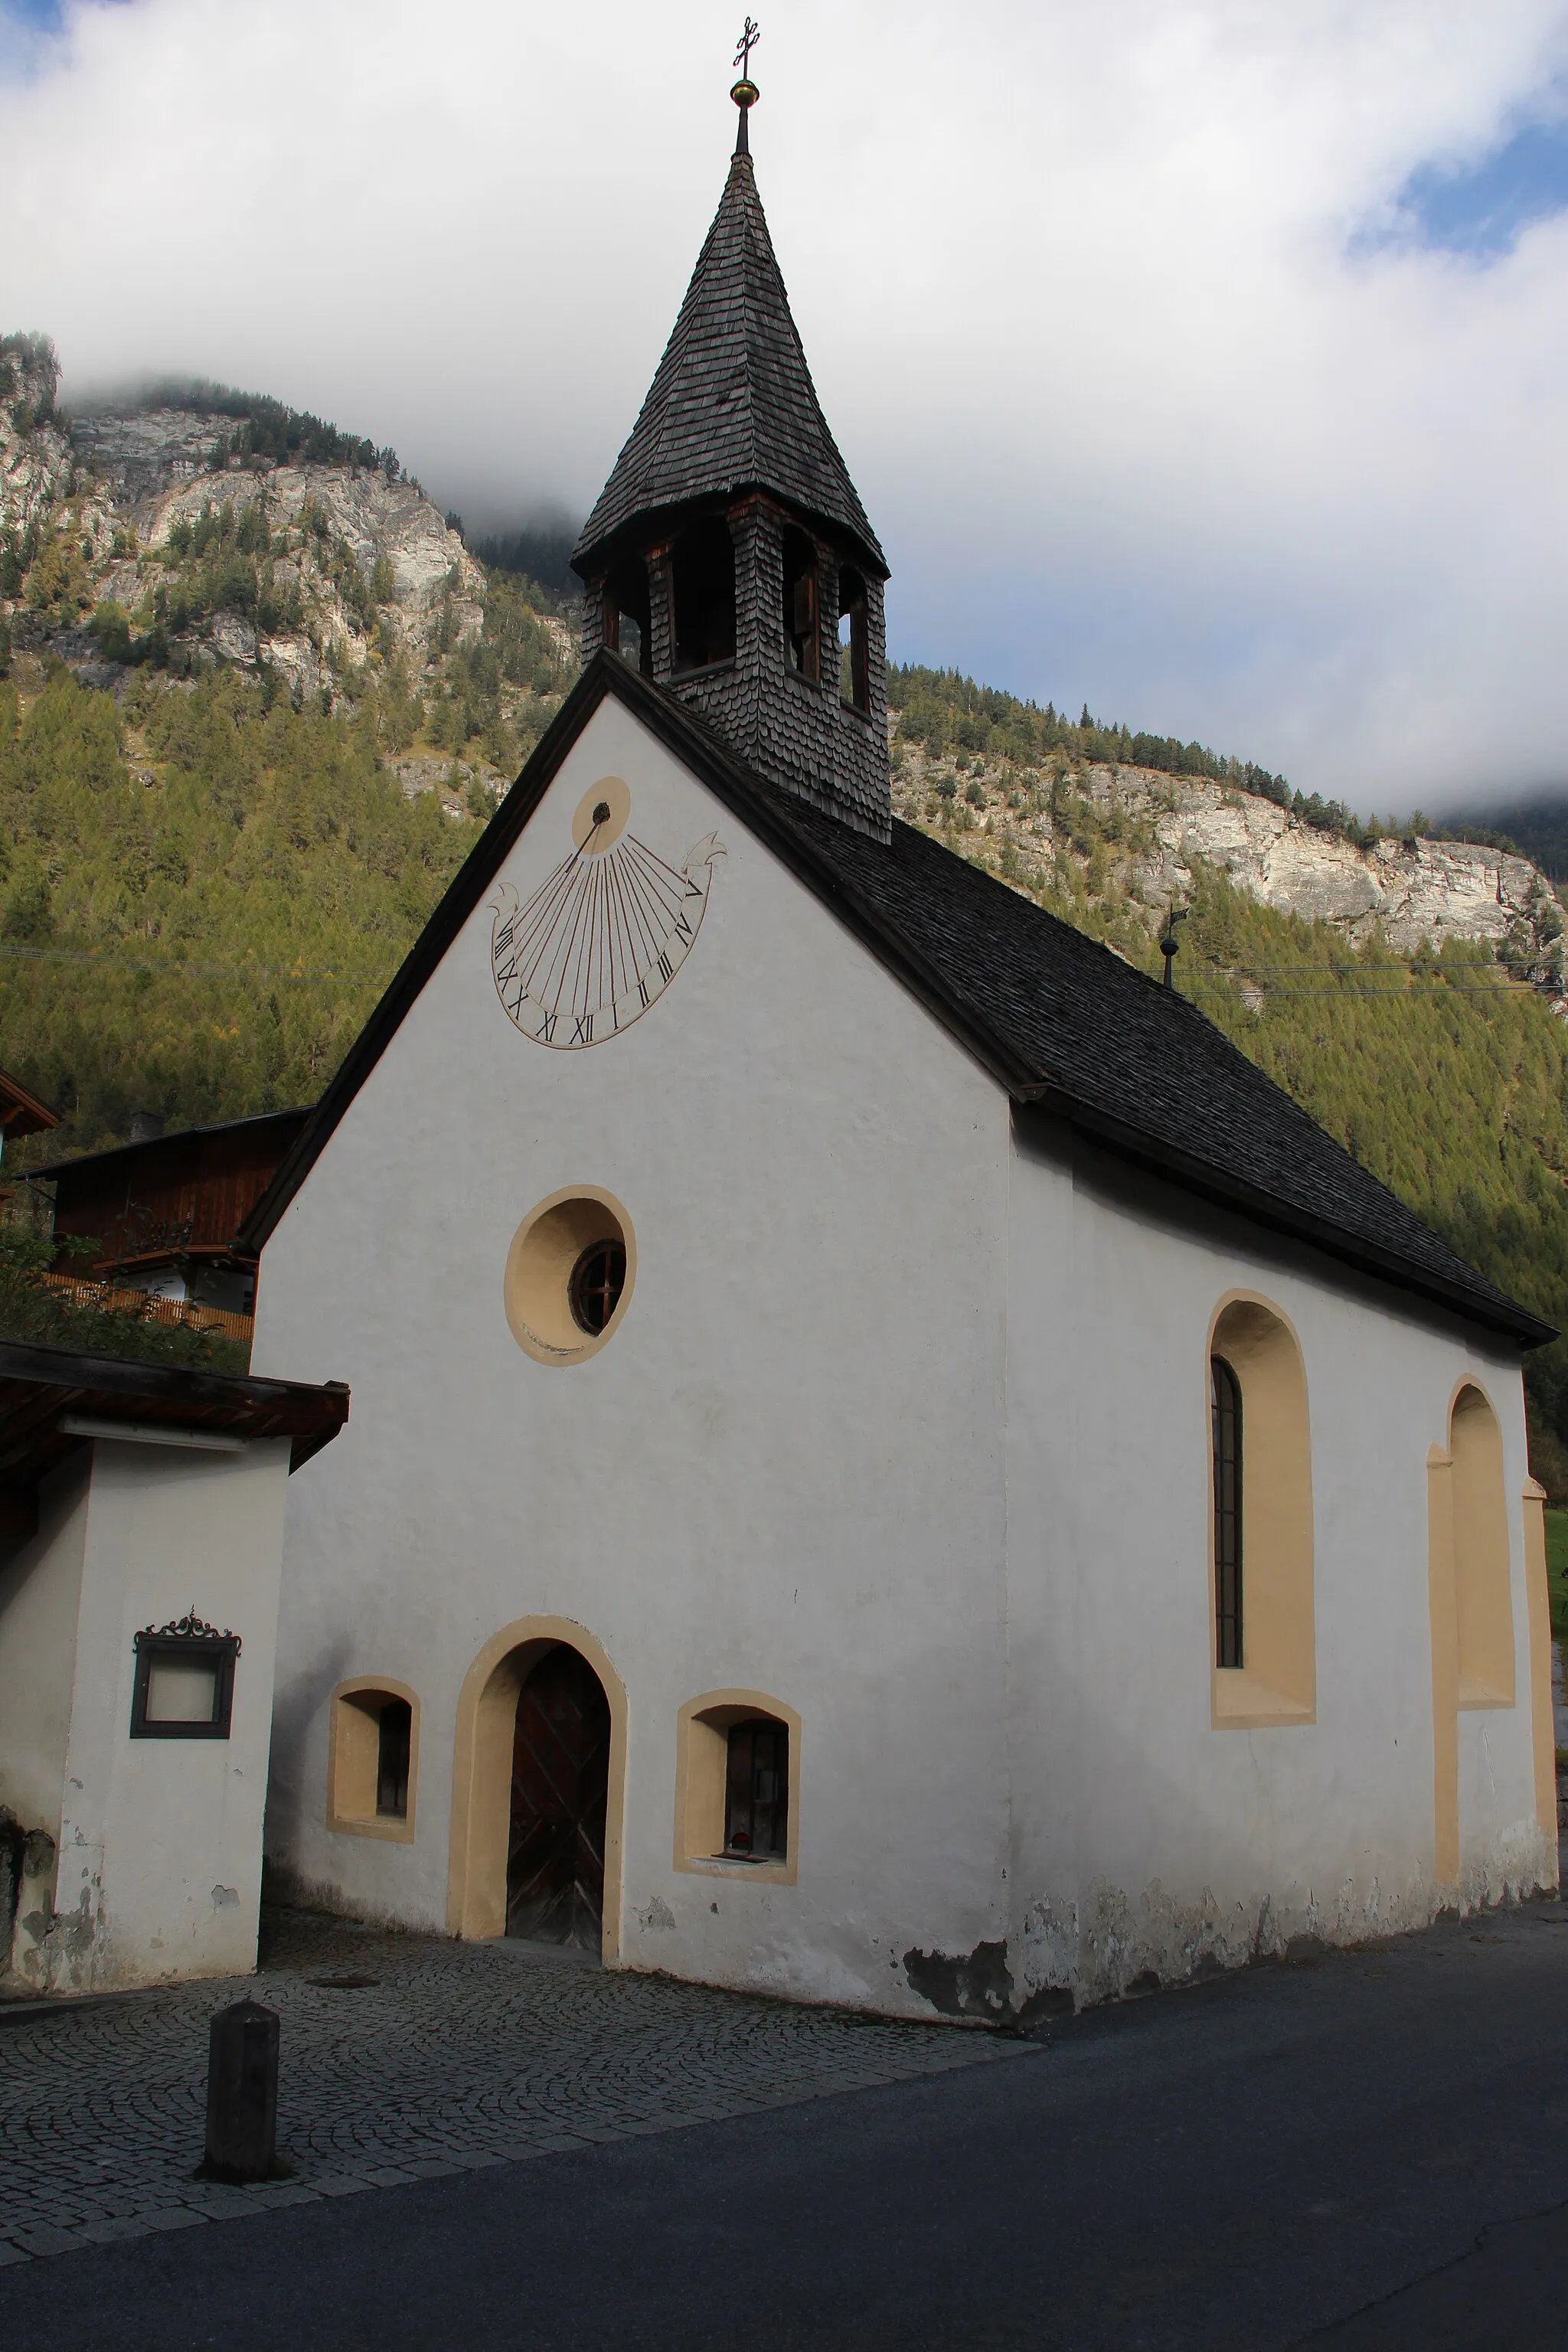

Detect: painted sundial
[489,776,724,1049]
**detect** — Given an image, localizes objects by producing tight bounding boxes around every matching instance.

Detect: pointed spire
[572,114,885,579]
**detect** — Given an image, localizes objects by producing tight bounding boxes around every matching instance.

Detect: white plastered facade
[0,1436,292,1992]
[253,694,1554,2019]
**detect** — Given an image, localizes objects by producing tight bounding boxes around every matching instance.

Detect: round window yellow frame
[504,1187,636,1366]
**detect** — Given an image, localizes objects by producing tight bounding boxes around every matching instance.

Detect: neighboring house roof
[240,652,1554,1350]
[572,150,887,578]
[0,1340,349,1504]
[32,1109,311,1198]
[0,1067,58,1144]
[34,1108,312,1272]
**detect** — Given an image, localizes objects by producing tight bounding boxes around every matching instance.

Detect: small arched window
[782,526,819,680]
[671,517,737,674]
[328,1678,420,1839]
[375,1697,412,1818]
[1210,1355,1243,1669]
[1207,1298,1314,1724]
[674,1691,799,1881]
[724,1717,789,1858]
[602,554,652,676]
[837,564,869,711]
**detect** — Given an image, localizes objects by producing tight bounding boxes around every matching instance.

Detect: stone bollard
[202,1998,280,2182]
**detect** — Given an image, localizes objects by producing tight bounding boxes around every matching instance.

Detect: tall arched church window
[1207,1298,1315,1725]
[602,555,652,676]
[1449,1383,1514,1706]
[837,564,869,710]
[782,527,819,680]
[671,518,737,673]
[1210,1354,1243,1669]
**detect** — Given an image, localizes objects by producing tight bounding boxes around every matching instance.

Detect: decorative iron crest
[134,1610,240,1655]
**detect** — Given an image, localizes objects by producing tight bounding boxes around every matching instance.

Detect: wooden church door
[506,1645,611,1948]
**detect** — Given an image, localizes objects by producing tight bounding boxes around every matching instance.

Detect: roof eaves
[1013,1096,1553,1350]
[0,1340,351,1482]
[32,1106,312,1192]
[0,1068,59,1136]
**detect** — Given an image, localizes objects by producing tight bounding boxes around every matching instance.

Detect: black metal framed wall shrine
[129,1612,240,1739]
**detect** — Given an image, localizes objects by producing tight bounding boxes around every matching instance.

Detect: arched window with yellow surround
[1207,1298,1315,1726]
[1210,1354,1243,1669]
[675,1691,800,1884]
[1449,1383,1514,1708]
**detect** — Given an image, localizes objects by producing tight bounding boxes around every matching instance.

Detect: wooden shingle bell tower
[571,41,892,841]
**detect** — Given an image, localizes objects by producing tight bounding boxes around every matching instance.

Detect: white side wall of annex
[0,1457,90,1841]
[15,1437,292,1993]
[1004,1123,1546,2008]
[254,695,1014,2013]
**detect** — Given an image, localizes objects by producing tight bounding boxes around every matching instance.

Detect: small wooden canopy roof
[0,1341,349,1504]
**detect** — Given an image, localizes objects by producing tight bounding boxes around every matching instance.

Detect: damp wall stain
[901,1819,1557,2023]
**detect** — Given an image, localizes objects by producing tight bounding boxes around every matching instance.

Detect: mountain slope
[5,336,1568,1486]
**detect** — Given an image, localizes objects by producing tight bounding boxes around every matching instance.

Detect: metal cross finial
[730,18,760,152]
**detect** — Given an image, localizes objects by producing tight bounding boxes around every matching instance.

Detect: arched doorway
[446,1616,628,1959]
[507,1645,611,1945]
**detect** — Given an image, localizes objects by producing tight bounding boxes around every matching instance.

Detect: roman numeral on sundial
[491,825,723,1048]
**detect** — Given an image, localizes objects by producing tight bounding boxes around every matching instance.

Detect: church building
[243,79,1558,2019]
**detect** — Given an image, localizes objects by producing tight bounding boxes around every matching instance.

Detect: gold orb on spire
[731,16,760,121]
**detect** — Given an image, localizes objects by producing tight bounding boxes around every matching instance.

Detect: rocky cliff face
[0,337,71,547]
[1109,765,1558,963]
[0,347,560,706]
[890,732,1566,992]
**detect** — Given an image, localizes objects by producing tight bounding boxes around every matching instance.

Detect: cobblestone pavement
[0,1909,1025,2267]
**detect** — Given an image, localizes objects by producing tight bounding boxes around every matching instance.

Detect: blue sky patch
[1,0,65,31]
[1362,112,1568,261]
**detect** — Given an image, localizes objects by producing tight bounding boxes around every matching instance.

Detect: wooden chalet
[35,1109,311,1322]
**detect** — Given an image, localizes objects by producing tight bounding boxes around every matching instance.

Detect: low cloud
[6,0,1568,810]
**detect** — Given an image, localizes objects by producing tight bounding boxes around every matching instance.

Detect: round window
[503,1188,635,1365]
[569,1240,626,1335]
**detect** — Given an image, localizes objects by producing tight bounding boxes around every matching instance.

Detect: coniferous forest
[2,569,1568,1484]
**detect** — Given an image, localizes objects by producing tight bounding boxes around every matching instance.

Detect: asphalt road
[9,1899,1568,2350]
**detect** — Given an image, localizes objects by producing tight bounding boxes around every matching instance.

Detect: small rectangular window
[724,1719,789,1860]
[130,1622,237,1740]
[837,567,869,712]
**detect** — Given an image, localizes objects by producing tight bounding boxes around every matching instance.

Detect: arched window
[724,1717,789,1858]
[602,554,652,676]
[1450,1383,1514,1706]
[671,517,736,674]
[675,1690,799,1882]
[1207,1298,1314,1724]
[837,564,869,710]
[1210,1355,1243,1669]
[328,1678,420,1840]
[782,526,819,680]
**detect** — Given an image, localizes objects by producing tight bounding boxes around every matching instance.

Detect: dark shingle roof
[572,152,886,577]
[242,656,1553,1349]
[778,799,1543,1337]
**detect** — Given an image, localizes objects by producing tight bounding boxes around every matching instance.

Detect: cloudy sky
[4,0,1568,814]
